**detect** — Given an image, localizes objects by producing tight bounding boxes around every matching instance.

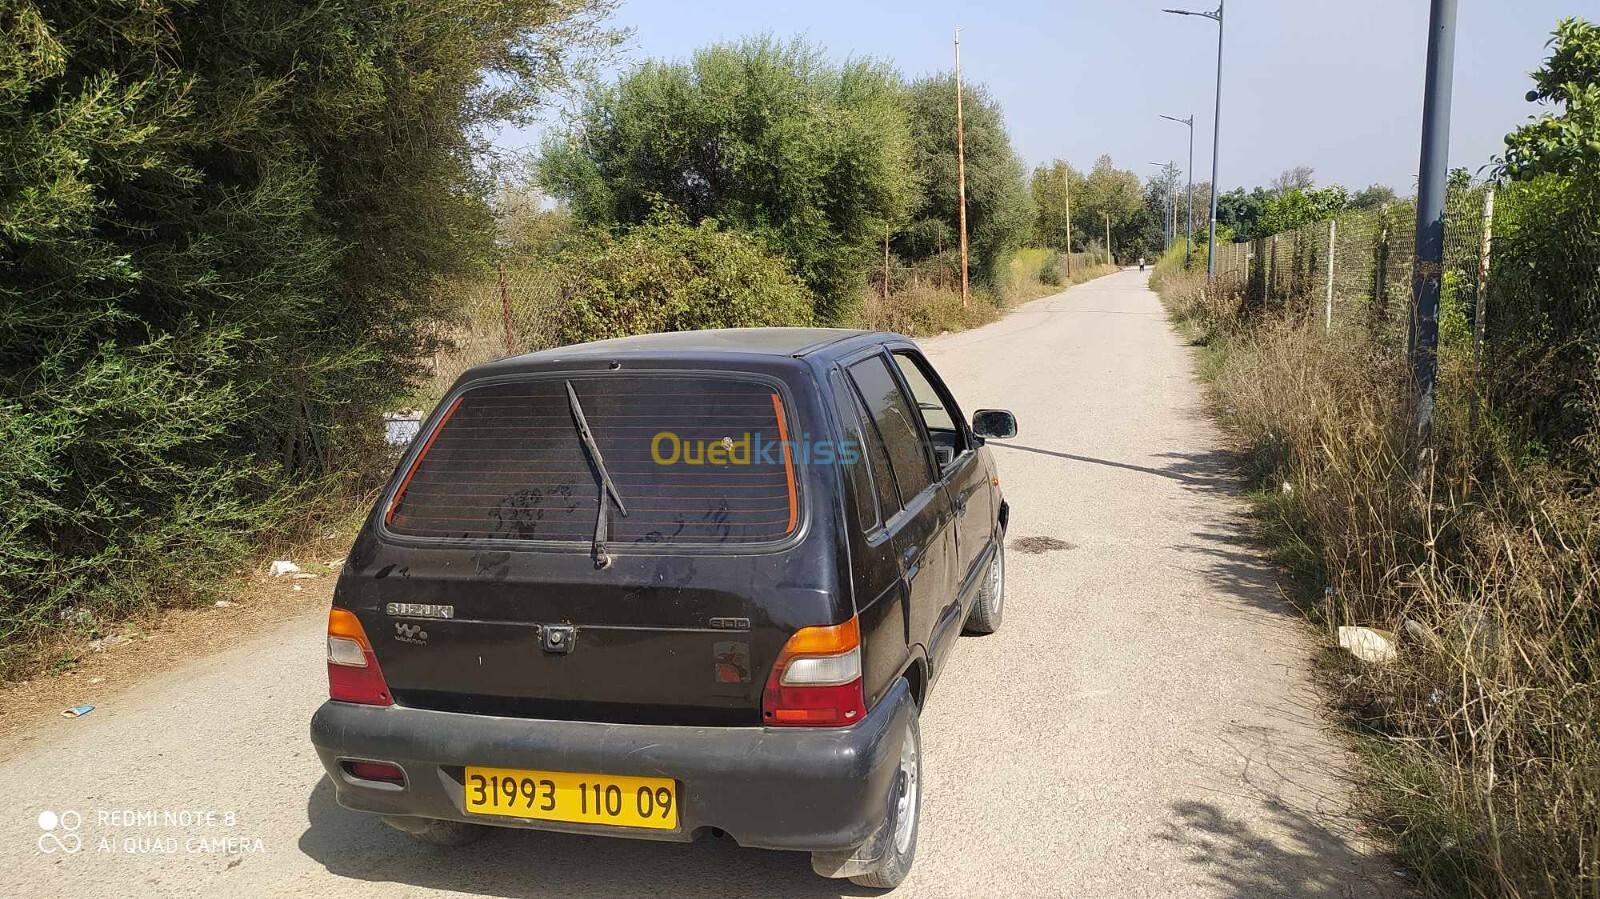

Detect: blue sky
[493,0,1580,194]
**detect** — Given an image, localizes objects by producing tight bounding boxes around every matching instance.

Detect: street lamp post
[1162,2,1224,278]
[1145,161,1171,249]
[1160,114,1195,267]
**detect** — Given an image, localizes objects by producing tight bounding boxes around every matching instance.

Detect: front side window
[847,355,936,504]
[893,351,967,461]
[385,376,799,546]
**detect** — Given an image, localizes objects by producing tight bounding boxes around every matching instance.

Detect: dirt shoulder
[0,551,338,758]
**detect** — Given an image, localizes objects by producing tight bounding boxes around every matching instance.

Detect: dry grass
[1158,265,1600,897]
[855,251,1118,337]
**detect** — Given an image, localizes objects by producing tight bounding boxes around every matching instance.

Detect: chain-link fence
[420,261,566,400]
[1210,184,1498,353]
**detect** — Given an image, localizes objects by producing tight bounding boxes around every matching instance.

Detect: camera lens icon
[36,809,82,854]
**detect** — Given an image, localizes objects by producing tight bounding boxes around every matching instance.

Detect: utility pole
[1105,212,1112,266]
[1409,0,1458,450]
[954,29,971,309]
[1162,114,1196,266]
[1063,167,1073,278]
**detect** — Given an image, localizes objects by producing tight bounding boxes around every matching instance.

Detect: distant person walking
[1138,256,1146,272]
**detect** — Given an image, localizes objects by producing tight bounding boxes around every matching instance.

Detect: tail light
[327,608,393,706]
[762,617,867,726]
[341,760,406,785]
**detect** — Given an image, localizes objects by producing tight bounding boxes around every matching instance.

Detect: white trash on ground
[268,560,300,577]
[1338,626,1398,664]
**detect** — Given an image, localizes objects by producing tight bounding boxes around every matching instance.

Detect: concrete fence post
[1473,186,1496,358]
[1325,218,1337,331]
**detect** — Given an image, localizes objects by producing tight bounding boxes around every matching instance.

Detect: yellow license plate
[463,766,679,830]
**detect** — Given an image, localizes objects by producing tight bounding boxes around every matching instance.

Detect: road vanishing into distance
[0,270,1398,897]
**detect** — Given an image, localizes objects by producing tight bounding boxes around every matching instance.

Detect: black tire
[963,541,1005,635]
[381,816,489,847]
[849,711,922,890]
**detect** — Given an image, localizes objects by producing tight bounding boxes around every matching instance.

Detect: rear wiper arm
[566,380,628,568]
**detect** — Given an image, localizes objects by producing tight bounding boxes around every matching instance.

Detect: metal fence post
[498,259,516,355]
[1473,186,1496,358]
[1325,218,1337,331]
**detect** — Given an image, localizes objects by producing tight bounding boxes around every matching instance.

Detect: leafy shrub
[540,37,914,322]
[1039,256,1064,286]
[554,218,814,343]
[0,0,619,671]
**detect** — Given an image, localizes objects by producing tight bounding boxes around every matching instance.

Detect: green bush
[1039,256,1063,286]
[540,37,914,322]
[554,218,814,343]
[0,0,618,668]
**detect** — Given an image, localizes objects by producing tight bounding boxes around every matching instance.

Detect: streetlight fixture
[1162,2,1224,278]
[1160,114,1195,268]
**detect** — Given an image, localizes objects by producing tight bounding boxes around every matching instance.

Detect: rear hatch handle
[566,380,629,569]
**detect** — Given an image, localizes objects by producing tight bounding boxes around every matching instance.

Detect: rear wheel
[848,711,922,889]
[963,541,1005,635]
[381,816,489,847]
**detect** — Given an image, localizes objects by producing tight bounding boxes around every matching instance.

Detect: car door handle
[902,544,922,581]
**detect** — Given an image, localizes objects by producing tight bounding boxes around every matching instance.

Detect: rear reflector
[326,609,393,706]
[342,760,405,785]
[762,618,867,727]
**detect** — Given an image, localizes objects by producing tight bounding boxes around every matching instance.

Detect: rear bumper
[308,679,914,853]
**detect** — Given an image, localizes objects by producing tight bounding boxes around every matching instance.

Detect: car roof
[461,328,907,383]
[522,328,879,359]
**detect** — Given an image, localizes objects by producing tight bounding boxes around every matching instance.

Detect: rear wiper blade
[565,380,628,568]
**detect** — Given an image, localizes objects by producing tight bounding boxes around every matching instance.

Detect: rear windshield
[384,376,800,546]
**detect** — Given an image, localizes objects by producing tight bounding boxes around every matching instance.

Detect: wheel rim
[989,548,1005,618]
[892,724,920,855]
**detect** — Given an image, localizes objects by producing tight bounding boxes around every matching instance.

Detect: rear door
[828,369,907,710]
[349,372,830,726]
[843,352,960,678]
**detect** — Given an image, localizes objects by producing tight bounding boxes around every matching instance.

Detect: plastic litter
[62,705,94,718]
[1338,626,1398,664]
[269,560,301,577]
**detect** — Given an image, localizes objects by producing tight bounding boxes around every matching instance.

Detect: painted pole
[1408,0,1458,447]
[954,30,971,309]
[1206,1,1224,278]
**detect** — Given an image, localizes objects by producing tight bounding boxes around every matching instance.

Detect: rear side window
[847,355,935,503]
[385,376,799,546]
[830,371,881,531]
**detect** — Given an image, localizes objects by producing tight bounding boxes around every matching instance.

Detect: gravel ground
[0,269,1399,897]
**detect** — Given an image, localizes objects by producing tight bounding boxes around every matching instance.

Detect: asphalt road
[0,270,1397,897]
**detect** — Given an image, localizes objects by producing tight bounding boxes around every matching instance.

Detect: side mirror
[971,409,1018,439]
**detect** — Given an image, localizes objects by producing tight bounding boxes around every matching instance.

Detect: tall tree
[1029,160,1081,250]
[1216,186,1270,242]
[0,0,620,640]
[1073,155,1143,255]
[898,75,1031,288]
[539,37,916,320]
[1270,166,1316,196]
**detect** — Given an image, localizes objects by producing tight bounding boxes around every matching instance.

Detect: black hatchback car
[310,328,1016,888]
